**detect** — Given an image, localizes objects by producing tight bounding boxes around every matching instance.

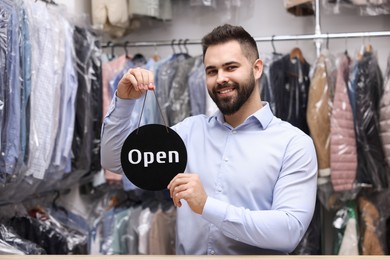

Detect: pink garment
[102,55,128,183]
[330,54,357,191]
[102,55,128,120]
[379,56,390,165]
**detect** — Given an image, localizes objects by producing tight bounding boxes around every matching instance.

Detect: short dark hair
[201,24,259,63]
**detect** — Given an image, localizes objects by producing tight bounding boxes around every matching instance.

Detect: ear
[253,59,263,80]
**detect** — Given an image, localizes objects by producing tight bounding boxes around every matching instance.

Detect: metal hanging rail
[255,30,390,41]
[101,30,390,48]
[101,0,390,53]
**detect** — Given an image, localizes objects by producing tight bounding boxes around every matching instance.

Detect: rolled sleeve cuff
[202,197,229,228]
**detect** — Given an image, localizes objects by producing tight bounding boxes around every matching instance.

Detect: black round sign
[120,124,187,191]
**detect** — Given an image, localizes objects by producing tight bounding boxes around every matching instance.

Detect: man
[100,24,318,255]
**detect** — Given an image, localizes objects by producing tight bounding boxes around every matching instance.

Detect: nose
[216,70,228,85]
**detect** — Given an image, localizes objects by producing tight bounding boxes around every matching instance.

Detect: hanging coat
[269,54,311,135]
[355,51,389,190]
[307,54,332,180]
[330,53,358,192]
[379,56,390,165]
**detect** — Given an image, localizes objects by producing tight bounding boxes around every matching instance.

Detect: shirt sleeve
[202,134,318,253]
[100,94,138,174]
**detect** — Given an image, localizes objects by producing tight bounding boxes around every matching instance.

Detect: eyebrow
[205,61,240,71]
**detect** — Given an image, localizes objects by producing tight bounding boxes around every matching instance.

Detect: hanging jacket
[355,51,389,190]
[71,26,103,176]
[307,54,332,180]
[379,55,390,165]
[270,53,311,135]
[330,53,358,191]
[168,56,196,125]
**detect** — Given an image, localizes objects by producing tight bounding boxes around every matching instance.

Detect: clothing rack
[100,31,390,49]
[101,0,390,57]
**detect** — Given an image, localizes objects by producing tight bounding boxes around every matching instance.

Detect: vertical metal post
[314,0,323,56]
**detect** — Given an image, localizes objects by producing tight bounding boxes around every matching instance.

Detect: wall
[98,0,390,71]
[56,0,91,18]
[60,0,389,70]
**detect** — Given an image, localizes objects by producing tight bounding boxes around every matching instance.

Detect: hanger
[177,39,184,53]
[183,39,189,55]
[343,37,351,63]
[177,39,191,58]
[357,36,372,61]
[105,41,116,61]
[365,39,373,54]
[271,35,282,56]
[290,47,305,63]
[152,43,160,61]
[326,33,330,50]
[124,41,131,59]
[344,37,348,56]
[171,39,177,54]
[271,35,277,53]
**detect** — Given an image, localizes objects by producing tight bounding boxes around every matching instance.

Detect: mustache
[215,82,238,90]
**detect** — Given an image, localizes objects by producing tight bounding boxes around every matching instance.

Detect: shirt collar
[208,102,274,129]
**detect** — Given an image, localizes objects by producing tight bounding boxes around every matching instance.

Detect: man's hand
[116,67,155,100]
[167,173,208,215]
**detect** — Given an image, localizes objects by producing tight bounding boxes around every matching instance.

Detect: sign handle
[136,90,169,134]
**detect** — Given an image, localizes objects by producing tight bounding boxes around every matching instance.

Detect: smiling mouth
[219,88,233,94]
[217,87,235,95]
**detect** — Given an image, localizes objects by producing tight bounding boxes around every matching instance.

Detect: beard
[208,72,256,115]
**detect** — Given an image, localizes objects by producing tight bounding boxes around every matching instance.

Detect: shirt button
[224,157,228,162]
[210,250,215,255]
[232,130,237,134]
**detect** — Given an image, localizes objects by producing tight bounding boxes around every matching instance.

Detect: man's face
[204,40,256,115]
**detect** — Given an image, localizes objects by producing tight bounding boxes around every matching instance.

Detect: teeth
[220,89,233,94]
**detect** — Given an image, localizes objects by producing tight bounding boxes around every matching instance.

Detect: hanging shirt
[0,0,22,181]
[20,2,32,170]
[188,55,207,116]
[101,96,318,255]
[24,0,63,180]
[46,13,78,178]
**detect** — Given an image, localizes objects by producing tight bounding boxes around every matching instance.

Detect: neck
[224,92,263,128]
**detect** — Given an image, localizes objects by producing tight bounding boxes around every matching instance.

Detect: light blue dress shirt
[0,0,21,179]
[101,95,318,255]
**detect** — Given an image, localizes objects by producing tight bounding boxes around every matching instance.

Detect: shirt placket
[206,127,235,255]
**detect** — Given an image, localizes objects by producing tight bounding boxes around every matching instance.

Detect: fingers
[117,68,155,99]
[167,173,189,198]
[168,174,207,214]
[128,68,155,91]
[168,174,188,207]
[171,183,189,207]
